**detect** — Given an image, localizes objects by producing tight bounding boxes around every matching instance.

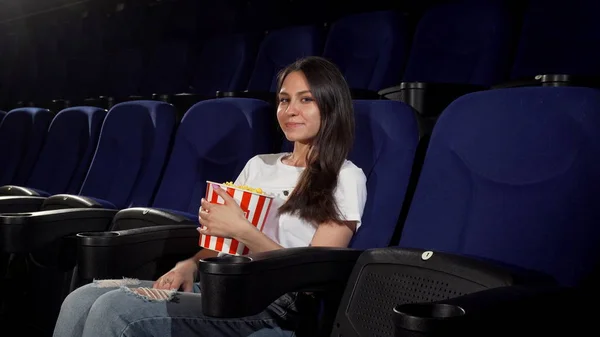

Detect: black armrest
[378,82,488,118]
[111,207,197,230]
[0,196,47,213]
[215,90,275,105]
[491,78,539,89]
[41,194,115,211]
[393,284,577,336]
[84,96,113,109]
[197,247,362,317]
[350,88,382,100]
[49,99,70,112]
[0,185,44,196]
[109,95,150,104]
[492,74,600,90]
[0,208,117,252]
[157,93,213,116]
[77,224,199,280]
[169,92,213,102]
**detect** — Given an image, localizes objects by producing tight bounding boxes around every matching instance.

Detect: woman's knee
[60,283,105,314]
[87,286,172,321]
[83,286,171,335]
[60,279,144,314]
[87,290,126,319]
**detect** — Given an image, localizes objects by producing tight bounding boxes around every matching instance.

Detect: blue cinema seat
[0,107,107,213]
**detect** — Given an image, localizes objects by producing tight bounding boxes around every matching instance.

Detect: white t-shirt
[234,153,367,248]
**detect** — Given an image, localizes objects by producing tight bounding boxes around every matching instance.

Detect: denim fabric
[53,280,317,337]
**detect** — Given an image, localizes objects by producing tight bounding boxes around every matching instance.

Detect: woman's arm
[310,221,357,248]
[237,220,357,253]
[236,225,284,253]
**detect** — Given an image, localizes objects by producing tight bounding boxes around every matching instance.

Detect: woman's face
[277,71,321,144]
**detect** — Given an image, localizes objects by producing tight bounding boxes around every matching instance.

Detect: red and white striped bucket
[199,181,274,255]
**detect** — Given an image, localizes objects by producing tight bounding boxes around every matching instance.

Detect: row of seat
[2,85,600,335]
[0,98,273,333]
[0,0,396,103]
[6,0,600,120]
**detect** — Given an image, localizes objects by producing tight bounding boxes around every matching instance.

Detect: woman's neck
[284,142,311,167]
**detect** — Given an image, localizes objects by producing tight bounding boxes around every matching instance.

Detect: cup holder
[203,256,252,264]
[393,303,466,334]
[78,232,120,237]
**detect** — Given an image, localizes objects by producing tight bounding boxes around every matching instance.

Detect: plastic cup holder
[203,256,252,264]
[79,232,120,237]
[393,303,466,334]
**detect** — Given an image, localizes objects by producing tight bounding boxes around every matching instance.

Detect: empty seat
[190,33,261,96]
[0,100,177,219]
[329,86,600,336]
[106,48,145,99]
[510,0,600,80]
[148,98,272,218]
[141,39,191,96]
[0,108,54,186]
[323,11,408,93]
[246,25,324,93]
[402,1,516,86]
[69,101,177,209]
[0,101,178,334]
[165,33,262,114]
[400,86,600,287]
[380,0,517,128]
[0,107,107,212]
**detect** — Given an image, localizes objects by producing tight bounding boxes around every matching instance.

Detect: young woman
[52,56,367,337]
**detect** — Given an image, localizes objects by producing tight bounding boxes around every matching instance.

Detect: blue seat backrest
[141,39,191,95]
[78,101,177,209]
[191,33,262,96]
[349,100,419,249]
[24,107,107,196]
[108,47,144,97]
[247,25,324,92]
[151,98,272,215]
[323,11,409,91]
[0,108,54,186]
[34,32,68,102]
[402,1,516,86]
[400,87,600,287]
[510,0,600,79]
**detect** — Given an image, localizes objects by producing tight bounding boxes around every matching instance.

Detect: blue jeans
[52,280,317,337]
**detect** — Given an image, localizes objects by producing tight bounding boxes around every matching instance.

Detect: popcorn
[199,181,274,255]
[222,181,264,195]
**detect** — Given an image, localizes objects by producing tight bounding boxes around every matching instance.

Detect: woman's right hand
[153,258,198,292]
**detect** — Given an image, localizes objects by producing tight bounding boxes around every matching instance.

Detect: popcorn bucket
[199,181,274,255]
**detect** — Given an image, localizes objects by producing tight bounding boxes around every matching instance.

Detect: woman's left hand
[198,184,252,239]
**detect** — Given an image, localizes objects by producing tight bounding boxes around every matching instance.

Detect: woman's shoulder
[339,160,367,182]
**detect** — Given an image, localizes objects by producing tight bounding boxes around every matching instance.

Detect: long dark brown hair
[277,56,355,225]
